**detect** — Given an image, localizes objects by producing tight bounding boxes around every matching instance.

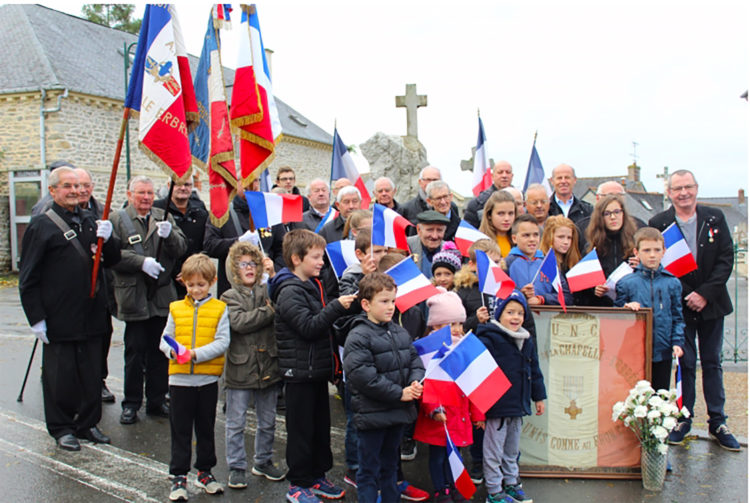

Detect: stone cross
[395,84,427,139]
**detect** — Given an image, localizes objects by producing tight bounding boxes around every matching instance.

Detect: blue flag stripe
[440,335,487,381]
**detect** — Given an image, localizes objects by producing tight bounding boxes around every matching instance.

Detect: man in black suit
[649,169,740,451]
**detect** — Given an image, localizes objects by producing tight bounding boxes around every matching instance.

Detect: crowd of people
[17,160,740,503]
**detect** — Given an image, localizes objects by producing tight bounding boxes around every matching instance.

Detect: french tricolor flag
[471,116,492,197]
[475,249,515,299]
[213,4,232,27]
[438,332,511,414]
[417,326,461,407]
[372,204,412,250]
[535,249,566,312]
[446,425,476,500]
[163,335,191,364]
[244,191,303,228]
[385,256,441,312]
[325,240,358,279]
[414,325,451,369]
[661,222,698,277]
[566,248,606,292]
[454,220,491,257]
[332,129,370,209]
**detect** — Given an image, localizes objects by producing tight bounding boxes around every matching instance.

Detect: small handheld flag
[372,203,412,250]
[603,261,634,301]
[385,256,441,312]
[475,250,515,299]
[674,355,683,410]
[163,335,191,364]
[326,240,359,279]
[413,325,452,370]
[446,425,476,500]
[566,248,606,292]
[244,191,303,228]
[454,220,491,257]
[417,326,461,407]
[535,249,566,312]
[661,222,698,277]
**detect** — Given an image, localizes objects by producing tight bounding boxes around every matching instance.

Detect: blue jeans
[225,384,279,470]
[680,319,727,429]
[357,424,403,503]
[344,384,359,470]
[428,444,451,492]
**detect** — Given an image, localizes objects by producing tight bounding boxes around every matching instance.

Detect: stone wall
[267,136,333,193]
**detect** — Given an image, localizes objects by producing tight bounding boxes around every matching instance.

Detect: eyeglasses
[603,209,623,218]
[430,194,451,202]
[669,184,697,193]
[527,199,548,206]
[238,261,257,269]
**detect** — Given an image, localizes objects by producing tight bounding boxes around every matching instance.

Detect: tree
[82,4,141,34]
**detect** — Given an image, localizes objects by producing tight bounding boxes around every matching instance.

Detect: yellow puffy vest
[169,297,226,376]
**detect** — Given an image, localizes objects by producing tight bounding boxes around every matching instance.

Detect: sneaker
[287,485,323,503]
[486,493,514,503]
[469,463,484,484]
[195,471,223,494]
[251,460,287,481]
[668,421,690,445]
[710,424,741,451]
[400,437,417,461]
[169,475,188,501]
[310,477,345,499]
[398,480,429,501]
[343,468,357,488]
[434,488,452,503]
[227,469,247,489]
[504,483,532,503]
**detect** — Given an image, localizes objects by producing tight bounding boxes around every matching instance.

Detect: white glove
[156,220,172,238]
[141,257,165,279]
[238,230,260,246]
[96,219,112,242]
[31,320,49,344]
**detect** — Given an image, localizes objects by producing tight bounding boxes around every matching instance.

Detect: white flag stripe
[569,258,601,276]
[397,274,433,296]
[454,350,496,393]
[663,240,692,264]
[139,22,179,137]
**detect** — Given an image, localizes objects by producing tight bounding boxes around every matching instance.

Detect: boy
[160,254,230,501]
[268,229,356,503]
[340,228,387,296]
[505,214,545,305]
[220,241,286,490]
[343,273,425,503]
[476,291,546,503]
[615,227,685,391]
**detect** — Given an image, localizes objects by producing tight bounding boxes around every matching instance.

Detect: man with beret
[407,210,449,279]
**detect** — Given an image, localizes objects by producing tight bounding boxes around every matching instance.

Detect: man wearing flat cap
[407,210,449,279]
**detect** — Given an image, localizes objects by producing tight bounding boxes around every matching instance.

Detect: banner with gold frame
[520,306,652,479]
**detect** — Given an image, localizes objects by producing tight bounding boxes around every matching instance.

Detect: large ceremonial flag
[326,240,358,279]
[566,249,606,292]
[438,332,511,413]
[522,136,553,195]
[231,4,282,185]
[372,203,412,250]
[385,256,441,312]
[244,191,303,228]
[535,249,566,312]
[125,4,198,182]
[416,326,461,407]
[661,222,698,277]
[446,426,476,500]
[331,129,370,209]
[454,220,491,257]
[475,249,515,299]
[214,3,232,28]
[471,116,492,196]
[190,11,237,226]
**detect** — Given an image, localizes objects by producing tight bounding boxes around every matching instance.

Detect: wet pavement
[0,286,747,502]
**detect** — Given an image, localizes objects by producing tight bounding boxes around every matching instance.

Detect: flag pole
[90,107,130,298]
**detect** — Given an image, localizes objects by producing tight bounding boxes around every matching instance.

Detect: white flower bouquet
[611,380,690,454]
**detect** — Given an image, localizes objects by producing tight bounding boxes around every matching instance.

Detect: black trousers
[651,360,673,392]
[169,382,219,476]
[42,337,102,439]
[101,315,113,381]
[285,380,333,488]
[122,317,168,410]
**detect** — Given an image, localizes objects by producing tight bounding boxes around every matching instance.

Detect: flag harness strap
[118,209,146,256]
[44,209,90,266]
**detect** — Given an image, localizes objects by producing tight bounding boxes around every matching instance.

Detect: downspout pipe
[39,87,69,171]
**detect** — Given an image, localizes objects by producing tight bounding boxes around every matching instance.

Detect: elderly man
[19,166,121,450]
[464,160,514,228]
[425,180,460,241]
[110,176,187,425]
[400,166,455,224]
[297,178,333,231]
[407,210,449,279]
[331,177,353,209]
[503,186,525,215]
[547,164,592,224]
[524,183,550,228]
[153,176,209,298]
[274,166,310,212]
[320,185,361,243]
[373,176,401,212]
[649,170,740,451]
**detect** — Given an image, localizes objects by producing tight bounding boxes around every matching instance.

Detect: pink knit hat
[426,288,467,327]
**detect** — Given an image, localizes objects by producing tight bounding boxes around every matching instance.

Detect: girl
[342,209,372,240]
[537,215,580,306]
[479,191,517,259]
[430,242,462,291]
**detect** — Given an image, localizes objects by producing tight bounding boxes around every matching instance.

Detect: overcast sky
[54,1,748,198]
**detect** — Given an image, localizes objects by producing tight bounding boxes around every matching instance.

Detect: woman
[478,190,517,260]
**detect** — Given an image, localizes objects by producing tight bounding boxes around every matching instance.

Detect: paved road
[0,287,746,502]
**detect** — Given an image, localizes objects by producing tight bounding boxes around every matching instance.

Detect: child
[160,254,230,501]
[268,229,356,503]
[340,228,387,296]
[615,227,685,391]
[220,241,285,490]
[430,242,462,291]
[476,291,546,503]
[505,214,545,305]
[343,273,425,503]
[536,215,580,306]
[414,290,484,502]
[479,190,517,258]
[454,239,503,334]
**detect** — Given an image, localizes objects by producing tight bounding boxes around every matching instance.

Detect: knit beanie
[494,290,528,321]
[426,288,467,327]
[431,243,462,275]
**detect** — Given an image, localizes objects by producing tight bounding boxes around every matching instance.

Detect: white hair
[425,180,450,198]
[128,175,154,191]
[48,166,76,187]
[374,177,395,190]
[419,165,441,180]
[337,185,361,203]
[307,178,330,196]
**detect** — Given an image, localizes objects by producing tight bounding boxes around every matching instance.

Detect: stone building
[0,4,332,271]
